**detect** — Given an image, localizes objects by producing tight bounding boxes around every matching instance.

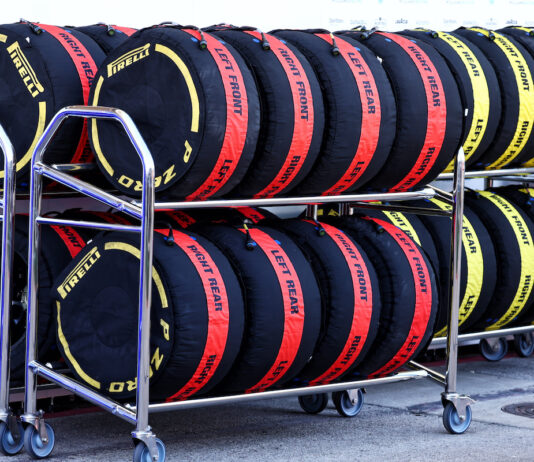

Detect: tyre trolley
[21,106,473,461]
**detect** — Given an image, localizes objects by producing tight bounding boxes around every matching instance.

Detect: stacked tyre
[52,214,438,405]
[193,223,322,393]
[401,198,498,336]
[497,26,534,171]
[207,26,325,198]
[275,219,380,381]
[0,21,106,183]
[490,186,534,357]
[9,215,95,381]
[53,227,246,401]
[53,222,324,399]
[498,26,534,168]
[361,193,534,361]
[74,24,136,54]
[343,29,464,190]
[271,29,396,195]
[465,191,534,331]
[89,25,261,200]
[270,218,380,416]
[373,193,534,336]
[455,27,534,168]
[5,22,534,197]
[401,29,502,170]
[332,215,438,377]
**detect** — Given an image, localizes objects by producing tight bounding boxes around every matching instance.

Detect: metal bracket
[306,204,318,221]
[346,388,360,404]
[346,388,366,403]
[7,413,21,442]
[340,203,352,216]
[442,393,475,421]
[483,336,502,351]
[38,411,49,443]
[21,410,48,443]
[429,185,454,204]
[407,360,447,386]
[132,428,159,462]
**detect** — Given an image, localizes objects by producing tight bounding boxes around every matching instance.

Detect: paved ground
[5,354,534,461]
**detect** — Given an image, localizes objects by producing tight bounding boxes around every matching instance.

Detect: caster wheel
[298,393,328,414]
[0,421,24,456]
[23,423,55,459]
[442,402,472,434]
[133,438,166,462]
[332,389,364,417]
[513,333,534,357]
[480,338,508,361]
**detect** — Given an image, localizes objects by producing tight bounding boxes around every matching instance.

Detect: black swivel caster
[513,333,534,357]
[0,420,24,456]
[133,438,166,462]
[480,337,508,361]
[298,393,329,414]
[332,389,364,417]
[23,422,55,459]
[442,402,472,434]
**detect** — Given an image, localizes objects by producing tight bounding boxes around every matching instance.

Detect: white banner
[0,0,533,31]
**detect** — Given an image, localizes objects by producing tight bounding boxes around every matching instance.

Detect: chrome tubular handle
[24,106,155,435]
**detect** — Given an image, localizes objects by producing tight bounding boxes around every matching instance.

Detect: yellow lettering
[151,347,164,371]
[107,44,151,77]
[126,378,137,392]
[6,41,45,97]
[184,140,193,163]
[109,382,124,393]
[160,319,170,340]
[118,174,134,188]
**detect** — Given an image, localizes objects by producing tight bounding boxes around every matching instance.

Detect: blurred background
[2,0,534,31]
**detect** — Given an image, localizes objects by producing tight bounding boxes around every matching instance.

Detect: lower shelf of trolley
[20,360,428,423]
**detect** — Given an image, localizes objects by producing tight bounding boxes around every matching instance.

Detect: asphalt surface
[5,354,534,461]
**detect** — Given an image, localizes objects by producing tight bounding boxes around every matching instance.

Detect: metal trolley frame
[21,106,473,461]
[0,124,18,446]
[0,124,80,454]
[429,167,534,359]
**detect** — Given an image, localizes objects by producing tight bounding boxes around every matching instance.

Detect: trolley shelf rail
[438,167,534,180]
[431,325,534,349]
[21,105,472,461]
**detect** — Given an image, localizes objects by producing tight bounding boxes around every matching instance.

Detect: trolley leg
[340,203,352,216]
[0,126,16,417]
[306,204,318,221]
[0,125,22,455]
[335,203,352,216]
[441,147,474,433]
[19,161,56,457]
[131,135,159,461]
[21,157,45,432]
